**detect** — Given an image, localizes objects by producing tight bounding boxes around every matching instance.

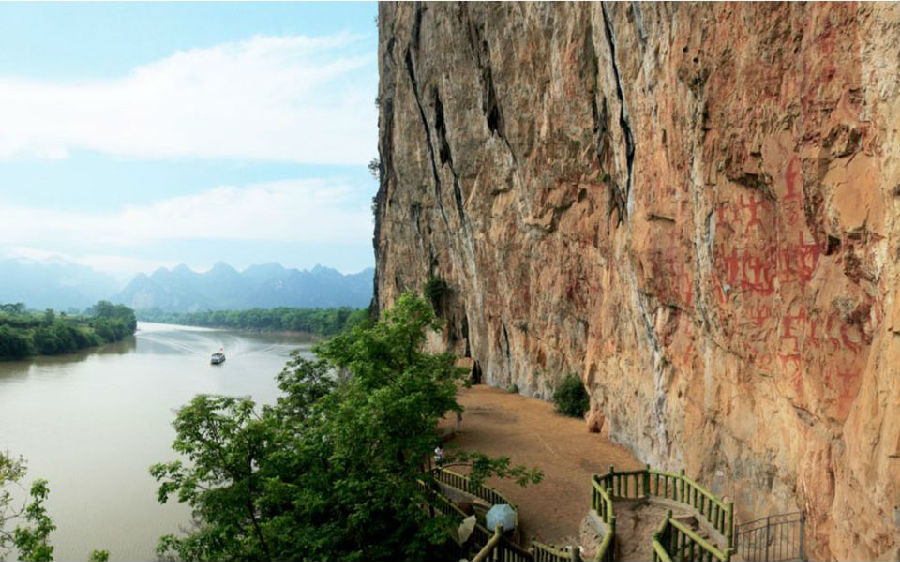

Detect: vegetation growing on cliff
[150,294,540,561]
[552,374,590,418]
[423,276,450,314]
[0,301,136,360]
[136,306,368,336]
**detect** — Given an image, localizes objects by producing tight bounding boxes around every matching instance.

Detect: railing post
[726,501,734,553]
[799,511,806,562]
[609,513,616,558]
[665,510,673,552]
[679,469,685,503]
[643,463,651,497]
[571,544,582,562]
[764,515,771,562]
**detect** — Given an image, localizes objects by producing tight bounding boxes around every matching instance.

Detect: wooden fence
[423,471,576,562]
[434,468,517,509]
[590,474,617,562]
[651,510,731,562]
[591,465,734,561]
[428,464,733,562]
[593,465,734,553]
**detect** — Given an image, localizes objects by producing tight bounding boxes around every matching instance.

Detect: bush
[507,383,518,394]
[552,374,589,418]
[423,275,449,313]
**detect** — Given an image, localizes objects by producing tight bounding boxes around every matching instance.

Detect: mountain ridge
[115,262,373,311]
[0,258,372,311]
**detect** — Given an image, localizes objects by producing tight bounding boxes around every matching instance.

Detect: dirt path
[439,384,643,546]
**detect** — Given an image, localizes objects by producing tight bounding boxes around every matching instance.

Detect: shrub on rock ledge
[552,374,589,418]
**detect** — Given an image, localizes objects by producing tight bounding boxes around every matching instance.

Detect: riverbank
[136,307,367,339]
[0,302,136,360]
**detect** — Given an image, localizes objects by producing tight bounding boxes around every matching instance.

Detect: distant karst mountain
[115,262,373,311]
[0,258,119,310]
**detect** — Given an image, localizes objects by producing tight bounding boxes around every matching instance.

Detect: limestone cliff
[373,3,899,559]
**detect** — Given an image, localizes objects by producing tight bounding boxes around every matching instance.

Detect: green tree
[552,373,590,418]
[1,452,108,562]
[1,453,53,562]
[151,293,540,561]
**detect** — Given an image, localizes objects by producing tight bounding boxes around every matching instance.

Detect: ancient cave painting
[785,155,802,204]
[708,152,871,407]
[779,308,865,360]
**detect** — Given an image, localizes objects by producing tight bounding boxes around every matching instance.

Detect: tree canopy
[0,301,136,360]
[150,293,541,561]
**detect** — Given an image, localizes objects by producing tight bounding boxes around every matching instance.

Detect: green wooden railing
[474,526,505,562]
[590,474,617,562]
[532,541,581,562]
[593,465,734,553]
[423,472,576,562]
[652,510,730,562]
[433,468,520,531]
[428,465,733,562]
[434,468,517,509]
[591,465,733,561]
[475,535,575,562]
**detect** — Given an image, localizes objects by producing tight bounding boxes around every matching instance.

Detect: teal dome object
[485,503,516,532]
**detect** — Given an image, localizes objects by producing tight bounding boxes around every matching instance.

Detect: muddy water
[0,322,313,561]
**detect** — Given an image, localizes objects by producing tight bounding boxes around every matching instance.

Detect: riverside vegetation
[137,306,368,337]
[149,293,541,561]
[1,294,539,561]
[1,301,134,560]
[0,301,136,360]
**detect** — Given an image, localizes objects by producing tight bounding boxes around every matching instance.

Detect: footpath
[438,384,643,547]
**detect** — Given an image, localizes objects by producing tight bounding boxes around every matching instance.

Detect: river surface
[0,322,313,561]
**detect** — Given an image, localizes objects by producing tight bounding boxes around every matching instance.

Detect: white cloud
[0,179,373,250]
[0,34,377,164]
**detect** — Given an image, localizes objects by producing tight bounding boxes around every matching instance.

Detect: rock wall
[373,3,899,559]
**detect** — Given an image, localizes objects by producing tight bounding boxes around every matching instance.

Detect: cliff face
[374,3,899,559]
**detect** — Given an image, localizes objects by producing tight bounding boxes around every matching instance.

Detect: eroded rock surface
[374,3,899,559]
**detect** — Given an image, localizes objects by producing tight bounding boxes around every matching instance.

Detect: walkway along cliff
[372,3,900,559]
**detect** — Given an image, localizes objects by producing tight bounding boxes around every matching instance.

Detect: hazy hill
[0,258,119,310]
[115,262,373,311]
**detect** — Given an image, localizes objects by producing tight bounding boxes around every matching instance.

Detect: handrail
[594,465,734,551]
[473,525,504,562]
[532,540,575,562]
[422,474,577,562]
[433,467,520,531]
[652,510,730,562]
[593,518,615,562]
[590,473,616,561]
[651,540,673,562]
[434,467,518,508]
[734,511,803,530]
[669,518,729,561]
[591,475,615,523]
[651,514,673,562]
[428,465,735,562]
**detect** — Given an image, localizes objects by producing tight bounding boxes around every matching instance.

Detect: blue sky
[0,2,379,281]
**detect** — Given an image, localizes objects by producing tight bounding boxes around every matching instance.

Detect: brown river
[0,322,314,561]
